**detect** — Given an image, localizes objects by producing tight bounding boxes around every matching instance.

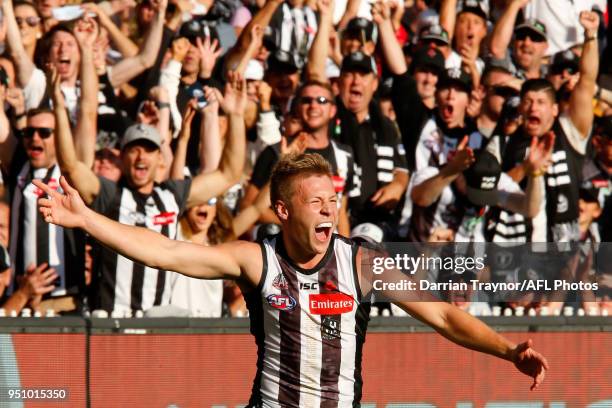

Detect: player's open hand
[510,339,549,390]
[34,176,88,230]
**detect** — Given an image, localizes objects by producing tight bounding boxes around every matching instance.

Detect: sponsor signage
[309,293,354,314]
[153,212,176,225]
[266,294,297,311]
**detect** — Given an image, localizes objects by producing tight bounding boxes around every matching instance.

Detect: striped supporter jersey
[91,177,191,312]
[245,234,371,408]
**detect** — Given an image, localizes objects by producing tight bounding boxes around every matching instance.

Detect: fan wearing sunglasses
[490,0,549,80]
[477,66,522,138]
[0,107,86,314]
[12,2,42,60]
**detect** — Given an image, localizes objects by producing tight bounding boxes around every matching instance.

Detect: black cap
[438,67,473,93]
[344,17,377,44]
[268,50,300,73]
[579,184,601,203]
[550,49,579,73]
[263,26,280,51]
[179,19,219,43]
[410,45,445,75]
[515,19,547,41]
[419,24,450,46]
[458,0,488,21]
[465,150,502,206]
[341,51,378,75]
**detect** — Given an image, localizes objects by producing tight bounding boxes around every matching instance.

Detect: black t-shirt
[391,72,435,172]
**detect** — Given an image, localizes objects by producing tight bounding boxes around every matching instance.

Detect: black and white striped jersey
[250,139,359,203]
[245,234,370,407]
[91,177,191,312]
[489,115,585,243]
[8,163,85,297]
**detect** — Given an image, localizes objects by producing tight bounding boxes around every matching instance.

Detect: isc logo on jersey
[266,294,297,311]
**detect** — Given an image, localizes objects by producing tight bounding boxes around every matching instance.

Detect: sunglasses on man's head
[515,32,546,43]
[23,127,54,139]
[16,16,41,27]
[299,96,332,106]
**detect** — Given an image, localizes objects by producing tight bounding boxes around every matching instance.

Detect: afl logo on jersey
[266,294,297,311]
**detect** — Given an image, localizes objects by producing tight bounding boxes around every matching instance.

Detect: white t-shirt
[168,227,223,317]
[24,68,79,121]
[524,0,606,55]
[446,51,485,75]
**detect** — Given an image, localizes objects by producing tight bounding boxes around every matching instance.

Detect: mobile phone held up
[191,88,208,109]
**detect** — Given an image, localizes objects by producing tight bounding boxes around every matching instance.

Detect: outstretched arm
[199,87,223,173]
[49,68,101,205]
[234,25,264,77]
[569,11,599,138]
[81,2,139,58]
[357,247,549,391]
[439,0,457,43]
[74,16,100,169]
[35,177,260,281]
[225,0,283,72]
[306,0,334,82]
[489,0,530,59]
[2,0,35,87]
[170,101,197,180]
[398,300,549,390]
[107,0,167,88]
[372,0,407,76]
[186,72,247,208]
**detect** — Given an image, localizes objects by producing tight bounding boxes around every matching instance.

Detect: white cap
[325,59,341,79]
[245,59,264,81]
[350,223,384,243]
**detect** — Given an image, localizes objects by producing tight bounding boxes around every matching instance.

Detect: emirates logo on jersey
[272,272,289,290]
[309,293,354,315]
[153,212,176,225]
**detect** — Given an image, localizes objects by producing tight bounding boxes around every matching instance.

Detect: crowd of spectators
[0,0,609,317]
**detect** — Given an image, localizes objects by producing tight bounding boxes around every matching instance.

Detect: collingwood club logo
[272,272,288,290]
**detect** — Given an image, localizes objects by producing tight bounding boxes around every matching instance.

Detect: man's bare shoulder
[220,240,265,288]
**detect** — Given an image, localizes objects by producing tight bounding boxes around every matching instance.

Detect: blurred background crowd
[0,0,609,318]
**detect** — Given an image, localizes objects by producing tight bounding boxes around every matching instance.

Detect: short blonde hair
[270,153,332,205]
